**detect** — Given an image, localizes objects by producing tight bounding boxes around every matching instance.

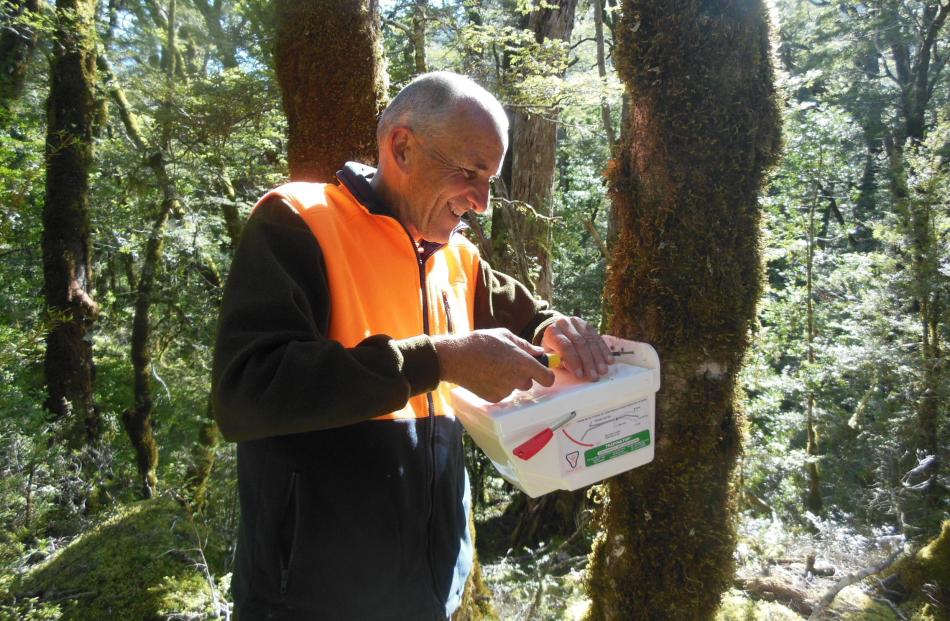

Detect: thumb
[507,333,545,357]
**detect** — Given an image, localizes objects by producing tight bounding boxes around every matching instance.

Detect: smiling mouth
[449,204,466,218]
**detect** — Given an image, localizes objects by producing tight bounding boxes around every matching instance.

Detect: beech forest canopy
[0,0,947,619]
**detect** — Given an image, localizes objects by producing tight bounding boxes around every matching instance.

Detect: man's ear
[389,126,413,174]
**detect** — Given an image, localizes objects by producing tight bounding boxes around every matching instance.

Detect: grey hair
[377,71,508,143]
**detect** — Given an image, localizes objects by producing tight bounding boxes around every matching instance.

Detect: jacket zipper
[401,233,443,601]
[416,248,441,599]
[279,471,299,598]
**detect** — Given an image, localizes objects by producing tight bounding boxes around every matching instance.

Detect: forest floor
[0,487,918,621]
[474,491,906,621]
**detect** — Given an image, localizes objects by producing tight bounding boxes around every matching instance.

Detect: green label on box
[584,430,651,467]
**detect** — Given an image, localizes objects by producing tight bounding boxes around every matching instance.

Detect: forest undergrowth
[476,493,911,621]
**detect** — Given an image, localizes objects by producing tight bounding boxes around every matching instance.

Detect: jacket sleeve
[472,257,561,345]
[211,198,441,442]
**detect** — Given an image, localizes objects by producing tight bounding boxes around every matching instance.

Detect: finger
[529,360,556,386]
[544,325,580,377]
[557,319,599,380]
[568,319,611,375]
[504,330,545,357]
[582,329,611,374]
[509,344,555,387]
[599,334,613,363]
[496,331,553,388]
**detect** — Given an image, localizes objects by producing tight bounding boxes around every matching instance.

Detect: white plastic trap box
[451,336,660,498]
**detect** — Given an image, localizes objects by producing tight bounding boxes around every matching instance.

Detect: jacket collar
[336,162,391,216]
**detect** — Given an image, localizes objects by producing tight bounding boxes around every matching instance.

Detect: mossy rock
[885,521,950,621]
[715,587,901,621]
[715,590,801,621]
[4,498,222,620]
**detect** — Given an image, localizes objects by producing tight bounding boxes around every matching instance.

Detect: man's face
[399,108,506,244]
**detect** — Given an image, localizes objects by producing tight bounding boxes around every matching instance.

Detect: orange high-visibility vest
[254,181,479,420]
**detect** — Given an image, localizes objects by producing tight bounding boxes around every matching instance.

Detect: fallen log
[737,577,814,616]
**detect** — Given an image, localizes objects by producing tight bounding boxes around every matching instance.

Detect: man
[213,71,612,620]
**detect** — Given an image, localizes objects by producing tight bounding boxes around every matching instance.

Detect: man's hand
[541,316,612,381]
[433,328,555,402]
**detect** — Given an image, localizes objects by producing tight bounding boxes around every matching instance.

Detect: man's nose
[469,178,491,213]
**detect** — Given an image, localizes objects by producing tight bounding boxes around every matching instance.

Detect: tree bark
[494,0,577,303]
[0,0,41,107]
[42,0,101,451]
[123,188,177,498]
[273,0,386,181]
[594,0,616,151]
[410,0,428,75]
[585,1,780,619]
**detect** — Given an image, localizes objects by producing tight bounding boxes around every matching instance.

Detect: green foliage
[738,0,949,546]
[550,99,613,322]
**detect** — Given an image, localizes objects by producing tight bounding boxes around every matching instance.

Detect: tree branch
[807,547,903,620]
[382,18,411,35]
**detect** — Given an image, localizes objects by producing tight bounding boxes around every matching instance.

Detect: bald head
[377,71,508,146]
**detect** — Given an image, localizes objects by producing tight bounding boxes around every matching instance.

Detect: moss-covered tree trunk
[100,0,180,498]
[0,0,41,107]
[882,520,950,619]
[123,191,177,498]
[804,199,822,516]
[273,0,386,182]
[492,0,576,303]
[42,0,102,451]
[585,2,780,619]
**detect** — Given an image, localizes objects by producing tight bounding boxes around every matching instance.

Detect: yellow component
[547,353,562,369]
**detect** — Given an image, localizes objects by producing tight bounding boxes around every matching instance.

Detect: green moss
[831,585,899,620]
[4,499,218,620]
[457,510,499,621]
[887,521,950,621]
[715,591,800,621]
[587,0,781,618]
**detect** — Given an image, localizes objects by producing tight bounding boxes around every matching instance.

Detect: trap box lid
[451,337,660,498]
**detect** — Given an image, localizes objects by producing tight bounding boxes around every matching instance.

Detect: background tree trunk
[42,0,101,451]
[100,0,181,499]
[273,0,386,182]
[410,0,428,75]
[0,0,41,107]
[492,0,577,303]
[805,194,822,517]
[585,1,781,618]
[191,0,238,70]
[594,0,616,151]
[489,0,581,550]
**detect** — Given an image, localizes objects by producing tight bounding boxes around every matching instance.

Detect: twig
[872,595,908,620]
[584,217,608,259]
